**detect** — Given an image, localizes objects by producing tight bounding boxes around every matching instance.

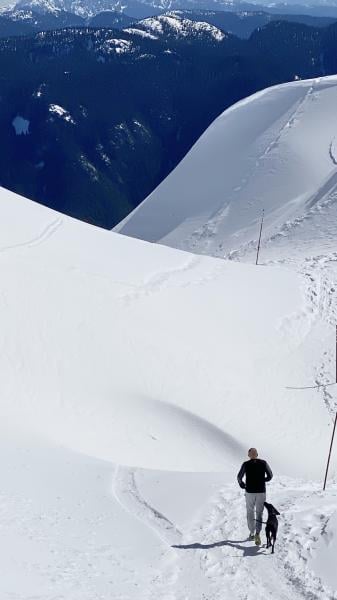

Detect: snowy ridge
[134,12,227,40]
[115,76,337,258]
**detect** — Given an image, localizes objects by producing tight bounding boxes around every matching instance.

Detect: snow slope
[1,180,337,599]
[111,74,337,599]
[116,75,337,262]
[0,184,337,600]
[2,184,329,475]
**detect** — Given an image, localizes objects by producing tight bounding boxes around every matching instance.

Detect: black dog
[263,502,280,553]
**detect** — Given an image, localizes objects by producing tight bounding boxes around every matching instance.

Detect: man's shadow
[172,539,267,557]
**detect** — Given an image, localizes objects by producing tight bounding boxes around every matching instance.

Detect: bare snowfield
[2,75,337,599]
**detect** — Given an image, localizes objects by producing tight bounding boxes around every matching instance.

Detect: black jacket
[237,458,273,493]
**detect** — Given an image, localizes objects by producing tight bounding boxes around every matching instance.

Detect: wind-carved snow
[12,115,30,135]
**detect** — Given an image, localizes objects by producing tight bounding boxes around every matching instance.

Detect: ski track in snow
[113,465,337,599]
[117,254,225,304]
[298,254,337,417]
[0,217,63,254]
[117,254,201,303]
[268,250,337,417]
[328,139,337,166]
[112,465,182,547]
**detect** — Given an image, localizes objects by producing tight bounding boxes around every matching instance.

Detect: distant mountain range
[7,0,337,17]
[0,0,336,38]
[0,13,337,226]
[2,0,337,34]
[0,6,137,37]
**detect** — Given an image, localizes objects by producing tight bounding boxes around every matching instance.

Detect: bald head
[248,448,258,459]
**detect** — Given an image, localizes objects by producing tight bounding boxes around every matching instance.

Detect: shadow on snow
[172,539,268,557]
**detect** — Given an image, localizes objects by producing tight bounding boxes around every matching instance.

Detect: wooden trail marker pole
[323,411,337,491]
[256,209,264,266]
[323,324,337,491]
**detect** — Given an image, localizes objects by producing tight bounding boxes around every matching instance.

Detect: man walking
[237,448,273,545]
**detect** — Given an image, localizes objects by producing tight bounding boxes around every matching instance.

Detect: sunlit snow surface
[133,13,227,41]
[117,76,337,262]
[2,75,337,599]
[49,103,76,124]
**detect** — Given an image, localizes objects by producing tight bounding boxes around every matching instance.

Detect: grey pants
[245,492,266,534]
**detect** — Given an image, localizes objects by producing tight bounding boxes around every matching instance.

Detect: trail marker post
[336,325,337,383]
[256,209,264,266]
[323,324,337,491]
[323,411,337,491]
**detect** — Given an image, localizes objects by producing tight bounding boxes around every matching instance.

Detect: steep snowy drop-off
[116,75,337,261]
[1,155,337,597]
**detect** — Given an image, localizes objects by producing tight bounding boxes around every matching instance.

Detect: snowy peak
[15,0,63,14]
[133,12,227,41]
[14,0,122,17]
[12,0,228,39]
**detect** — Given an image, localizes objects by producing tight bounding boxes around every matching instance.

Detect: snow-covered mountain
[11,0,162,18]
[13,0,117,16]
[7,0,337,20]
[1,170,337,597]
[1,47,337,597]
[125,12,227,40]
[2,69,337,599]
[116,76,337,263]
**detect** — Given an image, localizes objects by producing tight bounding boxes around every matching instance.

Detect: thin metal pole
[256,209,264,266]
[323,411,337,491]
[335,325,337,383]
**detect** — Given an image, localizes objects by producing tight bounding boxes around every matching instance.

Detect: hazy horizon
[2,0,337,15]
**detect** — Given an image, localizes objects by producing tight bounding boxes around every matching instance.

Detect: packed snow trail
[224,205,337,421]
[114,467,337,600]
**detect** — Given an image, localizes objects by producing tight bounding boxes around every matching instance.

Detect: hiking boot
[254,533,261,546]
[248,533,255,541]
